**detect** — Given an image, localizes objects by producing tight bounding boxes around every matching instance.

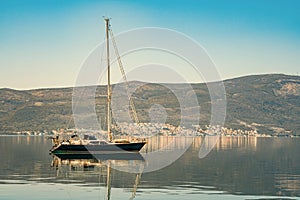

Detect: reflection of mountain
[142,136,195,152]
[139,137,300,197]
[215,136,258,151]
[1,136,300,197]
[144,136,258,152]
[275,174,300,196]
[0,74,299,134]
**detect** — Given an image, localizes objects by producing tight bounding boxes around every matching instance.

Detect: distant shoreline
[0,132,299,138]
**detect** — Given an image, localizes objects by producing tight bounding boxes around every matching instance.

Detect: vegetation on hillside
[0,74,299,135]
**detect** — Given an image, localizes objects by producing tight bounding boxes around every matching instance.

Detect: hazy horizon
[0,72,298,91]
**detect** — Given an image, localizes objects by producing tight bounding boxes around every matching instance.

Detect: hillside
[0,74,299,135]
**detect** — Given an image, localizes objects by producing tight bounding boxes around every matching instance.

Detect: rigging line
[65,88,84,131]
[109,29,140,124]
[129,163,144,200]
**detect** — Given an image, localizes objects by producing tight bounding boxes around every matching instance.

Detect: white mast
[105,18,112,142]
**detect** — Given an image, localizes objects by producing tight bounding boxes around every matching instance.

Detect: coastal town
[2,122,299,138]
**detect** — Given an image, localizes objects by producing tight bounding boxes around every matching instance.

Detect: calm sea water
[0,136,300,200]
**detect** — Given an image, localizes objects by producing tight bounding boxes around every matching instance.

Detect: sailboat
[50,18,146,155]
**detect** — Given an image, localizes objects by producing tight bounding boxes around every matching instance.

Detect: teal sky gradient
[0,0,300,89]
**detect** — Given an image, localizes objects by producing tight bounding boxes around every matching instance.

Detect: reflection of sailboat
[104,162,142,200]
[50,18,146,155]
[51,154,145,200]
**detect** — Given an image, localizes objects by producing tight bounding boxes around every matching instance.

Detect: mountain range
[0,74,299,135]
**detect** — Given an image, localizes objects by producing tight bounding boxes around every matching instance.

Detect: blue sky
[0,0,299,89]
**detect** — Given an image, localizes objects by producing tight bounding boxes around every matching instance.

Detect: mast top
[103,17,111,28]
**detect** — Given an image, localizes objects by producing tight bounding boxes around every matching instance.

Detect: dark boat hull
[52,152,145,160]
[50,142,146,155]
